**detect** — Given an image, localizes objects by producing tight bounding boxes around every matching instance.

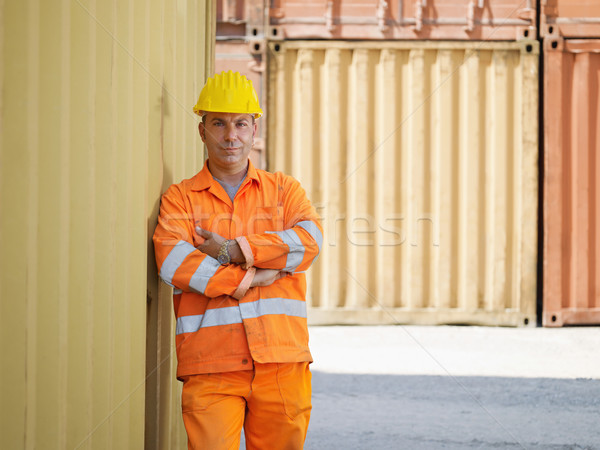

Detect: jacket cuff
[232,267,256,300]
[235,236,254,269]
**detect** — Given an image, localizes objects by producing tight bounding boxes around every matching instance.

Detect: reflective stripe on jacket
[153,161,322,378]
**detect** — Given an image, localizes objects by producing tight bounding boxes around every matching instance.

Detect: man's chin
[222,155,241,164]
[215,155,249,168]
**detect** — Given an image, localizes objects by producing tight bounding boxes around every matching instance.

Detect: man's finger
[195,226,211,238]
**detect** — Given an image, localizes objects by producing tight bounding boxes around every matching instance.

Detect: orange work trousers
[181,361,312,450]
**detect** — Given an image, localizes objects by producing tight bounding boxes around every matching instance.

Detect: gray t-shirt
[214,174,246,202]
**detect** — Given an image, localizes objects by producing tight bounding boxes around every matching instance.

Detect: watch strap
[217,239,232,265]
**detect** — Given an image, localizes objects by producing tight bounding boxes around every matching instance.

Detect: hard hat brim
[193,108,262,119]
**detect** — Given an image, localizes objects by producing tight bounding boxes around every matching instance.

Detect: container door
[543,39,600,327]
[268,40,539,327]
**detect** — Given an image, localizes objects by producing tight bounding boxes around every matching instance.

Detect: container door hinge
[515,7,537,40]
[464,0,482,33]
[377,0,389,32]
[517,7,536,22]
[414,0,426,32]
[326,1,335,33]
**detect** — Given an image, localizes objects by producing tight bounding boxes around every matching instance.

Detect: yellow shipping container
[267,40,539,327]
[0,1,214,449]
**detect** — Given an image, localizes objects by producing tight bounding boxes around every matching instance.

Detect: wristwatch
[217,239,232,265]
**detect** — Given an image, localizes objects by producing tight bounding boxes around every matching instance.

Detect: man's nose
[224,123,237,141]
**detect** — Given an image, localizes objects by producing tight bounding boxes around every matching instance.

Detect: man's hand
[196,227,246,264]
[250,269,289,287]
[195,227,224,259]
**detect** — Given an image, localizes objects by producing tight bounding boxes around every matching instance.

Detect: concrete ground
[305,326,600,450]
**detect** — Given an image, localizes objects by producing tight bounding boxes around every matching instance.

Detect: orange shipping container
[269,0,536,40]
[543,39,600,327]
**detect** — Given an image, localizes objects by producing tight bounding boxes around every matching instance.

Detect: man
[153,70,322,449]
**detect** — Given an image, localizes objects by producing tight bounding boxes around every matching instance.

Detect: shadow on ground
[305,371,600,450]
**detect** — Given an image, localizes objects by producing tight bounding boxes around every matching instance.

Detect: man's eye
[237,122,248,127]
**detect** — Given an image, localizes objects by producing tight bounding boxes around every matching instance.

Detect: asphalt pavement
[304,325,600,450]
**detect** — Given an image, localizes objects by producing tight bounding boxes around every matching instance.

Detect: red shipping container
[541,0,600,38]
[269,0,536,40]
[543,38,600,326]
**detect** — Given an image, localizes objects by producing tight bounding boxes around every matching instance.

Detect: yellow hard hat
[193,70,263,119]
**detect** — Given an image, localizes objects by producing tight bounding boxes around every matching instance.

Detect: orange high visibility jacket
[153,161,322,378]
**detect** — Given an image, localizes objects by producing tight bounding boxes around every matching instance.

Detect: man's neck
[208,160,249,186]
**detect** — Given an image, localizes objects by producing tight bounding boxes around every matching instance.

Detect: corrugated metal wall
[0,1,213,449]
[543,39,600,327]
[267,40,539,327]
[144,3,214,449]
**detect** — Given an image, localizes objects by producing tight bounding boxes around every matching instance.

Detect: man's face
[199,112,257,174]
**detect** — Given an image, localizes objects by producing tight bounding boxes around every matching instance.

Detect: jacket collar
[190,159,260,192]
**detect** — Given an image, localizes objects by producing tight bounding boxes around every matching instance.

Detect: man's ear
[198,122,206,142]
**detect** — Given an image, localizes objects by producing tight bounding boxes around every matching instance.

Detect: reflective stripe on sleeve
[296,220,323,252]
[176,306,243,335]
[159,240,196,286]
[267,229,305,272]
[239,297,307,320]
[189,255,221,294]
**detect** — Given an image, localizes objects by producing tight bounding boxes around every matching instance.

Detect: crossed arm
[195,226,289,288]
[153,177,322,299]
